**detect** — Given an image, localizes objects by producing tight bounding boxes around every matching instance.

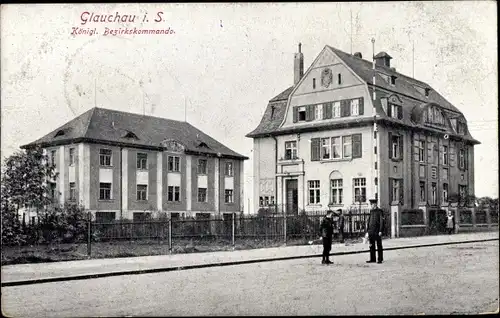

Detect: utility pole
[350,9,353,55]
[412,40,415,78]
[94,78,97,107]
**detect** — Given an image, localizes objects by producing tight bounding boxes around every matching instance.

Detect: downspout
[119,146,123,219]
[271,135,278,213]
[410,131,414,208]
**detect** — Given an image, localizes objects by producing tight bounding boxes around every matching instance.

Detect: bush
[37,203,87,244]
[1,197,27,246]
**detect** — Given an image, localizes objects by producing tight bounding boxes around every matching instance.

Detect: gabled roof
[327,45,463,114]
[21,107,248,160]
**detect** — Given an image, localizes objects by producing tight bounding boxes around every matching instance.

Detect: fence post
[168,216,172,254]
[232,212,235,250]
[283,210,287,246]
[87,212,92,257]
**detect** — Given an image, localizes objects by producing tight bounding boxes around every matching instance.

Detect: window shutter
[324,102,332,119]
[359,97,364,115]
[352,134,362,158]
[449,144,456,167]
[399,135,404,160]
[381,98,388,115]
[413,139,419,162]
[340,100,351,117]
[388,132,393,159]
[311,138,320,161]
[464,147,468,170]
[389,178,394,202]
[427,142,433,163]
[398,106,403,120]
[293,107,298,123]
[306,105,314,121]
[399,178,404,204]
[387,103,392,118]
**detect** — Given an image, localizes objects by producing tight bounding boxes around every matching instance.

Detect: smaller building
[21,107,248,222]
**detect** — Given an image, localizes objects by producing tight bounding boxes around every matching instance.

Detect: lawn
[2,236,352,265]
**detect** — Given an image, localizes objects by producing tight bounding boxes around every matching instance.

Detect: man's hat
[369,198,377,203]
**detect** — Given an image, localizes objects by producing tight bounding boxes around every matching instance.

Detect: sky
[1,2,498,214]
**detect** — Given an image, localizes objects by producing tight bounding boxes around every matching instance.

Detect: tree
[1,146,58,214]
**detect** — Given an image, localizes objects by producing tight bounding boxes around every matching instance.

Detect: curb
[2,237,498,287]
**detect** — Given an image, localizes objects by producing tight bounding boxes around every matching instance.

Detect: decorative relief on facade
[160,139,186,153]
[321,68,333,88]
[259,178,274,194]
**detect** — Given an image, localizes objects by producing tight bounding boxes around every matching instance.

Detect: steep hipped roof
[327,45,463,114]
[21,107,248,160]
[246,86,293,137]
[247,45,478,143]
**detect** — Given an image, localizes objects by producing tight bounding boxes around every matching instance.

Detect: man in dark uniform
[336,209,345,243]
[320,210,334,264]
[366,198,384,264]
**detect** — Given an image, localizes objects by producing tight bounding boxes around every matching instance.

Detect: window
[51,150,56,167]
[198,188,207,202]
[332,102,341,118]
[259,196,264,207]
[442,183,448,203]
[168,186,180,202]
[425,88,430,97]
[321,138,331,159]
[419,181,426,202]
[457,121,466,135]
[313,78,316,89]
[69,148,75,166]
[431,183,437,205]
[225,162,233,176]
[459,185,467,200]
[390,134,402,159]
[137,153,148,170]
[419,165,426,178]
[338,73,342,85]
[264,196,269,206]
[99,149,112,166]
[69,182,76,201]
[133,212,151,222]
[99,183,111,200]
[442,146,448,165]
[168,156,181,172]
[342,136,352,158]
[391,179,400,202]
[351,99,359,116]
[315,104,323,120]
[284,141,298,160]
[137,184,147,201]
[308,180,320,204]
[225,189,234,203]
[353,178,366,203]
[198,159,207,174]
[96,212,116,223]
[298,106,306,121]
[459,149,465,169]
[417,140,425,162]
[425,107,445,125]
[270,196,275,205]
[390,103,403,119]
[330,179,343,204]
[390,76,397,85]
[49,182,57,200]
[431,166,437,179]
[332,137,341,158]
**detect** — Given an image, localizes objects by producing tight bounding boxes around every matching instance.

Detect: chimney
[353,52,363,59]
[294,43,304,85]
[374,51,392,68]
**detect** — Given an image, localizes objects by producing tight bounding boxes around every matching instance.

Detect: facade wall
[44,143,244,219]
[253,138,277,212]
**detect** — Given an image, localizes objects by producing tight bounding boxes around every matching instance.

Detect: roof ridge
[93,106,188,125]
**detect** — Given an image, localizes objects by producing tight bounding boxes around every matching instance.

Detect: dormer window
[388,103,403,120]
[425,88,431,97]
[122,130,139,140]
[313,78,316,89]
[390,76,397,86]
[197,142,210,149]
[424,106,445,126]
[457,121,466,135]
[338,73,342,85]
[54,130,65,137]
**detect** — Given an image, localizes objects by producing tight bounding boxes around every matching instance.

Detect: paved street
[2,240,498,316]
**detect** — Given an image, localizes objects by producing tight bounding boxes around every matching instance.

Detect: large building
[21,107,248,222]
[247,43,479,235]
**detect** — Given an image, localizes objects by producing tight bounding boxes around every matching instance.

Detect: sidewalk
[2,232,498,286]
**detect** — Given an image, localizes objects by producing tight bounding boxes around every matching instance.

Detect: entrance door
[286,179,298,215]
